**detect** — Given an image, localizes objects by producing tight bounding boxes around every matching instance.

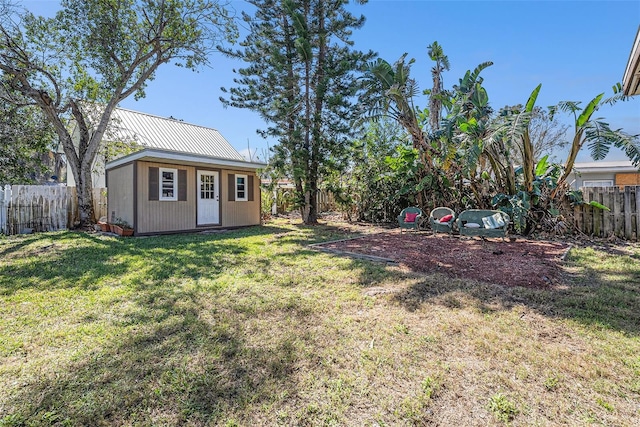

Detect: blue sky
[23,0,640,162]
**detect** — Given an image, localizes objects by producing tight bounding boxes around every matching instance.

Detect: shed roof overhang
[105,148,267,171]
[623,26,640,96]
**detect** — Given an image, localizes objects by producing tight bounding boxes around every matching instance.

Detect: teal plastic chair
[429,207,456,236]
[397,207,423,232]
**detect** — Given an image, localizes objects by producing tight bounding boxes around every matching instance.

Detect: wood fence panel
[592,188,602,236]
[585,188,594,235]
[67,187,78,228]
[93,188,108,220]
[0,186,107,235]
[613,187,624,237]
[316,190,336,213]
[9,186,68,234]
[574,186,639,240]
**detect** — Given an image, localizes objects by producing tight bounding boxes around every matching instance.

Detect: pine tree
[221,0,374,224]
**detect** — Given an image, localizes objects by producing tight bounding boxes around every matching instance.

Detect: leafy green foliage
[0,101,55,185]
[322,120,414,222]
[492,154,564,234]
[0,0,236,223]
[552,89,640,197]
[488,393,518,422]
[566,190,611,211]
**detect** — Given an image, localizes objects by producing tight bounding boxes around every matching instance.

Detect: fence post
[0,185,11,235]
[636,186,640,241]
[624,185,633,239]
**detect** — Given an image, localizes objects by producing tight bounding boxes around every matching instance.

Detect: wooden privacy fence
[0,185,107,235]
[317,190,336,213]
[574,186,640,240]
[1,184,637,239]
[268,187,336,215]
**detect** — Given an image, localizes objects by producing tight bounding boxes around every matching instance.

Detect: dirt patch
[316,231,571,288]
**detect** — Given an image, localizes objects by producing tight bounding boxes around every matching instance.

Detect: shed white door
[197,171,219,225]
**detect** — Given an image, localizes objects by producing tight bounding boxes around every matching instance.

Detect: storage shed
[103,109,266,235]
[106,148,265,235]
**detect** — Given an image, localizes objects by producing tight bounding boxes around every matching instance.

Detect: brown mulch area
[316,231,572,288]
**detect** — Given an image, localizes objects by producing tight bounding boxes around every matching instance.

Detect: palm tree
[438,61,496,207]
[360,54,430,159]
[426,41,450,132]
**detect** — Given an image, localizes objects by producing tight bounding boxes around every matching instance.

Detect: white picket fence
[0,185,107,235]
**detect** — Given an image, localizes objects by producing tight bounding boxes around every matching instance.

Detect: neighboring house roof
[106,147,266,171]
[109,108,246,161]
[573,160,639,173]
[261,178,295,188]
[623,26,640,96]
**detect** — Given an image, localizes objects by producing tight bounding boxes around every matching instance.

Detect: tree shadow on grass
[0,225,290,296]
[2,270,305,425]
[299,225,640,336]
[0,223,375,424]
[278,221,368,245]
[6,222,637,423]
[388,259,640,336]
[0,233,50,258]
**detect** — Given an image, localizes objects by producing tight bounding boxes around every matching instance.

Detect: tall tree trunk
[306,161,318,223]
[300,0,314,225]
[305,3,325,225]
[76,163,95,225]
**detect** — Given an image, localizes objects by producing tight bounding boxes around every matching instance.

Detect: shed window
[160,167,178,201]
[583,180,614,188]
[236,174,248,201]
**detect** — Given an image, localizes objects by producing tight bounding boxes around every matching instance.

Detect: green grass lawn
[1,219,639,426]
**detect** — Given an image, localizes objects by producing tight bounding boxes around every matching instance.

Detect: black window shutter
[228,173,235,201]
[149,167,159,201]
[178,169,187,201]
[248,175,254,201]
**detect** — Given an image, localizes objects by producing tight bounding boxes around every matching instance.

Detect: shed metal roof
[109,108,245,161]
[105,148,266,171]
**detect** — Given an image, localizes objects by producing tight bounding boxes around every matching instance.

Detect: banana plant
[360,54,427,155]
[550,85,640,198]
[492,154,562,234]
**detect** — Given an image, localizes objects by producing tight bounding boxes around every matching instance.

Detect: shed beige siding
[135,163,261,233]
[136,161,196,234]
[106,163,135,226]
[221,169,261,227]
